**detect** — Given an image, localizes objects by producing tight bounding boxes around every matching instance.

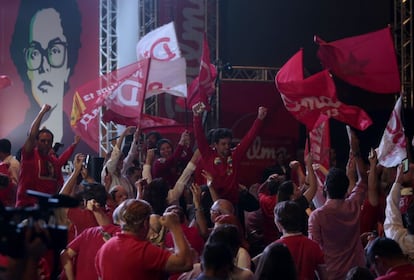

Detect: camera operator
[4,221,50,280]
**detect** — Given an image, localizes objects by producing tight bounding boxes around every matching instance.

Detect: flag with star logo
[315,27,400,94]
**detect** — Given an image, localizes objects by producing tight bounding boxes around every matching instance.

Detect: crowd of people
[1,101,414,280]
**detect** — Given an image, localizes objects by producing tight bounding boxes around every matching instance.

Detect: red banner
[276,49,373,131]
[177,33,217,110]
[71,59,150,151]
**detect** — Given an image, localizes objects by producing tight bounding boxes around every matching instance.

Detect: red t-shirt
[164,224,204,257]
[276,234,325,280]
[259,193,280,244]
[16,145,75,207]
[68,224,120,280]
[193,115,263,204]
[95,233,171,280]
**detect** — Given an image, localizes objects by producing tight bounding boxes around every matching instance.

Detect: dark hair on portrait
[0,139,12,154]
[325,167,349,199]
[10,0,82,97]
[212,128,232,144]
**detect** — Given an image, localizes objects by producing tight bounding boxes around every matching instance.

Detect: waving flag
[276,49,372,131]
[376,96,407,167]
[70,59,150,151]
[305,118,330,208]
[136,22,181,61]
[177,33,217,110]
[315,27,400,94]
[136,21,187,98]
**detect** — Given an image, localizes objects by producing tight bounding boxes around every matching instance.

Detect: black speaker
[88,157,104,183]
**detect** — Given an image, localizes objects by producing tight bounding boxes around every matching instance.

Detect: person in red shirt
[274,200,327,280]
[192,102,267,206]
[367,237,414,279]
[16,104,79,207]
[61,223,120,280]
[95,199,193,280]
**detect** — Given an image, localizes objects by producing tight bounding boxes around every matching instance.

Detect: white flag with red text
[136,21,187,98]
[376,96,407,167]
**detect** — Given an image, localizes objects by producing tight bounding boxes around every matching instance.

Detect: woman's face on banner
[26,8,70,108]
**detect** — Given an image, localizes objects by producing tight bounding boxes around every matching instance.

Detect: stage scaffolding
[394,0,413,108]
[99,0,118,156]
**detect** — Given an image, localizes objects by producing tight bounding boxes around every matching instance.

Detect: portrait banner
[1,0,100,155]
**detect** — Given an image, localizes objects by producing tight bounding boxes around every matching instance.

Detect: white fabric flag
[136,21,181,61]
[376,96,407,167]
[136,21,187,98]
[145,58,187,98]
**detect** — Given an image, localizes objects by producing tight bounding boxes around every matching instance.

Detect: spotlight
[223,62,233,72]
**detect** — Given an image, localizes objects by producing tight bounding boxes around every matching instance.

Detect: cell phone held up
[402,158,409,174]
[83,154,90,168]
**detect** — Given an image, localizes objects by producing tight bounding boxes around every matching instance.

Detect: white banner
[376,96,407,167]
[145,57,187,98]
[136,21,181,61]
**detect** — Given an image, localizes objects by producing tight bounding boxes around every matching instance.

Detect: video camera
[0,190,79,259]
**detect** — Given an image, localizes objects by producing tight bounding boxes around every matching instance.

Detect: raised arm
[167,149,201,205]
[59,153,84,196]
[56,135,80,166]
[302,153,317,203]
[142,148,155,183]
[161,212,193,272]
[367,148,379,206]
[190,183,209,239]
[347,128,367,204]
[24,104,51,153]
[122,128,140,175]
[383,164,414,255]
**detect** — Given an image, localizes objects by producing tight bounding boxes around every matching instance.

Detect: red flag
[70,59,150,151]
[376,96,407,167]
[315,27,400,94]
[305,118,330,208]
[176,33,217,110]
[275,49,372,131]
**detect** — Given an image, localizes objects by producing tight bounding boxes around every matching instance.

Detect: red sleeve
[233,118,263,162]
[193,115,210,157]
[57,144,76,166]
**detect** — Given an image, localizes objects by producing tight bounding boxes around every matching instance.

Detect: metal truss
[394,0,413,108]
[220,66,279,82]
[99,0,118,156]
